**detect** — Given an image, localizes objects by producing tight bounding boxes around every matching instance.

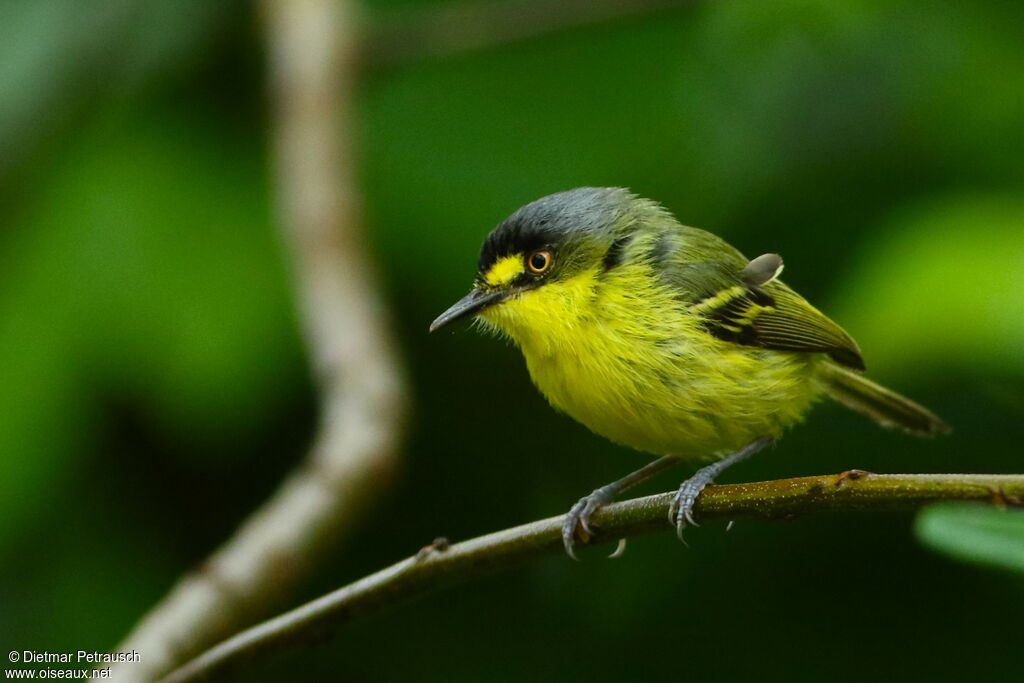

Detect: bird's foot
[667,472,714,544]
[562,487,616,560]
[559,455,683,560]
[667,437,774,543]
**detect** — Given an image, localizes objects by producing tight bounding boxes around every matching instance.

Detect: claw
[675,518,690,547]
[607,538,627,559]
[562,498,589,561]
[562,492,609,560]
[670,481,704,545]
[562,522,581,561]
[579,498,601,537]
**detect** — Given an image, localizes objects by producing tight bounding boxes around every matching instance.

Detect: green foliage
[917,504,1024,575]
[833,197,1024,375]
[0,111,304,542]
[0,0,232,179]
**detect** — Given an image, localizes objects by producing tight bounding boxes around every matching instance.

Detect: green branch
[160,472,1024,683]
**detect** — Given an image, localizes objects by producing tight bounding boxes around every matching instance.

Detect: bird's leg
[562,455,681,560]
[669,436,774,541]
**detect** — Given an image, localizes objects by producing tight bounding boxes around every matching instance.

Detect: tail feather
[820,364,951,437]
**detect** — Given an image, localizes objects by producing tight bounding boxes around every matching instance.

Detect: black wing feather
[655,225,865,370]
[694,283,865,370]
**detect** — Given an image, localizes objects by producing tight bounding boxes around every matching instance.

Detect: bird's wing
[658,228,864,370]
[691,281,865,370]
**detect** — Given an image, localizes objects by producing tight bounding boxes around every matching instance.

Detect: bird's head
[430,187,658,342]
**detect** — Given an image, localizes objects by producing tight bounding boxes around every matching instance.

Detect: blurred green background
[1,0,1023,680]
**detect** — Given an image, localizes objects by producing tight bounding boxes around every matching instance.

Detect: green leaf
[916,504,1024,575]
[831,196,1024,377]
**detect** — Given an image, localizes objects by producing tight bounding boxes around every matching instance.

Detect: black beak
[430,288,507,332]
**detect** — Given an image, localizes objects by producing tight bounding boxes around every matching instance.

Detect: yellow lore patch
[484,254,524,287]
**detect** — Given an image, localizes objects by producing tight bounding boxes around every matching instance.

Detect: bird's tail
[819,363,951,437]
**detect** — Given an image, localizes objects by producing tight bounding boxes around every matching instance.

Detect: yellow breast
[480,262,822,460]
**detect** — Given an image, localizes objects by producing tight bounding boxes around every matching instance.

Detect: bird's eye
[527,249,553,274]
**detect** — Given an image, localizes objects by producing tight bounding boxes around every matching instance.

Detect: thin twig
[162,472,1024,683]
[111,1,405,680]
[364,0,694,69]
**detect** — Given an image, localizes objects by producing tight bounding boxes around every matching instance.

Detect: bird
[430,187,949,559]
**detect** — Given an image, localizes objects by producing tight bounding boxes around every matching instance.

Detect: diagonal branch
[111,1,406,680]
[161,472,1024,683]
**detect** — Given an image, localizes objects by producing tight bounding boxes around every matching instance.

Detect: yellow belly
[482,265,823,460]
[523,330,819,458]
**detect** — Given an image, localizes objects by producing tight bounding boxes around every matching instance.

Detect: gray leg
[669,437,774,541]
[562,455,681,560]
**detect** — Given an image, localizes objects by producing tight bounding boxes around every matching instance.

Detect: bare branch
[364,0,694,69]
[112,1,405,679]
[161,472,1024,683]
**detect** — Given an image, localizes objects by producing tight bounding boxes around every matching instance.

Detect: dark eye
[527,249,553,274]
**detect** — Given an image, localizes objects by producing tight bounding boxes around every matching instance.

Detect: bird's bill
[429,288,507,332]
